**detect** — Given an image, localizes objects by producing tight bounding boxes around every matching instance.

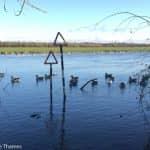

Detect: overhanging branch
[3,0,47,16]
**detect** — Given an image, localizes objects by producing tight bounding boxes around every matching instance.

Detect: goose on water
[45,73,57,80]
[107,78,113,85]
[119,82,126,89]
[105,73,115,81]
[36,75,44,81]
[45,74,51,80]
[0,73,5,78]
[11,76,20,83]
[91,80,98,86]
[69,75,79,86]
[128,76,137,84]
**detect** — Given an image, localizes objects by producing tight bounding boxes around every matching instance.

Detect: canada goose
[69,75,79,86]
[44,74,51,80]
[107,78,113,85]
[36,75,44,81]
[11,76,20,83]
[140,79,147,87]
[119,82,126,89]
[70,75,79,80]
[128,76,137,84]
[139,74,150,87]
[30,112,41,119]
[105,73,115,81]
[142,74,150,81]
[0,73,5,78]
[91,80,98,86]
[44,73,57,80]
[69,79,78,86]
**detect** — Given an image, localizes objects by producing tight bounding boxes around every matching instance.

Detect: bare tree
[3,0,47,16]
[71,12,150,35]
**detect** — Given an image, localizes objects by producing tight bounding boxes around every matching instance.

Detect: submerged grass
[0,46,150,54]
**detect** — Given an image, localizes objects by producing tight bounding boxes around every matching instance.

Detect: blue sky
[0,0,150,42]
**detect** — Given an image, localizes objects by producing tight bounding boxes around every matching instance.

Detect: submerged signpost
[53,32,67,112]
[44,51,58,116]
[44,32,67,113]
[44,45,67,148]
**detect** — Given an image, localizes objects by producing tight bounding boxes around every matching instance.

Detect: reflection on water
[0,52,150,150]
[47,81,66,150]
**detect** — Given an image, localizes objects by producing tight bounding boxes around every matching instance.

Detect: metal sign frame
[44,51,58,65]
[53,32,68,46]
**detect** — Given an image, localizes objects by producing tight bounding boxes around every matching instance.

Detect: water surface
[0,52,150,150]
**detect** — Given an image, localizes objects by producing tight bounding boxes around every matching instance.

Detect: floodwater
[0,52,150,150]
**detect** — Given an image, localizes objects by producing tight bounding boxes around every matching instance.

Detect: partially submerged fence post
[53,32,68,112]
[80,78,98,90]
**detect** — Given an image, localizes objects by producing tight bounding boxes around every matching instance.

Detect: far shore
[0,46,150,54]
[1,42,150,54]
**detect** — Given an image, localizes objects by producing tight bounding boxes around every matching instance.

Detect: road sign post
[44,50,58,115]
[53,32,67,111]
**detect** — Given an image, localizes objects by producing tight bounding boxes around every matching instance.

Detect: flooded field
[0,52,150,150]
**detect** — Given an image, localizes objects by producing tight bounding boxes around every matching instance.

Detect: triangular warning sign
[44,51,58,64]
[53,32,67,46]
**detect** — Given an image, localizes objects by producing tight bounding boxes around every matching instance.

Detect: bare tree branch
[15,0,26,16]
[3,0,47,16]
[114,16,136,32]
[114,15,150,32]
[4,0,7,12]
[25,1,47,14]
[94,12,150,28]
[71,12,150,33]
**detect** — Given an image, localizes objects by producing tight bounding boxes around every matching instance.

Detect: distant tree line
[0,41,50,47]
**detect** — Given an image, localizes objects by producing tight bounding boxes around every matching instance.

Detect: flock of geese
[69,71,150,90]
[35,73,57,81]
[69,73,126,89]
[0,67,149,90]
[0,73,21,83]
[0,73,57,84]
